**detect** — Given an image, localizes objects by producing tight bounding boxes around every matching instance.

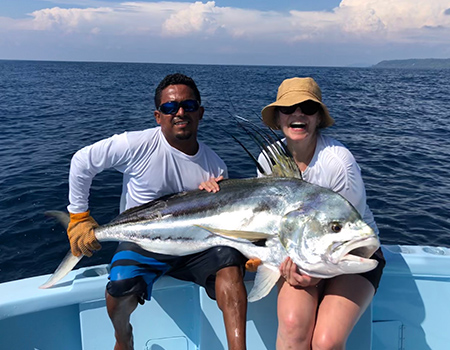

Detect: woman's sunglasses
[158,99,200,115]
[278,100,321,115]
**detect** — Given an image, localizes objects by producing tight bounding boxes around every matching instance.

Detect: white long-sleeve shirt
[68,127,227,214]
[257,133,378,234]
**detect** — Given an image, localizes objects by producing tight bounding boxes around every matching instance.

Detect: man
[66,73,248,350]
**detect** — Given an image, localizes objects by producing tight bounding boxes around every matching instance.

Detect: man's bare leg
[215,266,247,350]
[106,291,139,350]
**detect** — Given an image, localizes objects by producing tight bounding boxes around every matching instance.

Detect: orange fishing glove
[245,258,262,272]
[67,211,101,257]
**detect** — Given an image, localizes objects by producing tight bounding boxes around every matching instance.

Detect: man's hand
[67,211,101,257]
[198,175,223,193]
[280,257,321,288]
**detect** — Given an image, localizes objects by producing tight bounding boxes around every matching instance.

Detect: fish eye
[331,222,342,233]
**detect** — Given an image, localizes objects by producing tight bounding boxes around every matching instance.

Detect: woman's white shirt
[257,133,378,234]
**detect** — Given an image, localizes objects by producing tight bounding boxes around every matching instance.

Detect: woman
[259,77,385,350]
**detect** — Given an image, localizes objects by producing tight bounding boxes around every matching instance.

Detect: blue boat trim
[1,244,449,350]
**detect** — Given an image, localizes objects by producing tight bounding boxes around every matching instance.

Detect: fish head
[279,193,380,278]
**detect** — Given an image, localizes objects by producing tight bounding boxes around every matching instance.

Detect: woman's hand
[280,257,321,288]
[198,175,223,193]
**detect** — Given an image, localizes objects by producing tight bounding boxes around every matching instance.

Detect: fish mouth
[331,236,380,264]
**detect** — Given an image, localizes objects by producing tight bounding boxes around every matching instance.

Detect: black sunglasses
[278,100,321,116]
[158,99,200,115]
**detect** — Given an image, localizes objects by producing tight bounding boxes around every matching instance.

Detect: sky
[1,0,450,67]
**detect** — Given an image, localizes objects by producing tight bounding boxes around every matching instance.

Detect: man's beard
[175,130,193,140]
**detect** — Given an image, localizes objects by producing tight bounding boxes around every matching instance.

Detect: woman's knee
[311,331,345,350]
[278,311,313,343]
[277,285,319,346]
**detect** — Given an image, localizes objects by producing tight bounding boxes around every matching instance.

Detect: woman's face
[276,101,322,142]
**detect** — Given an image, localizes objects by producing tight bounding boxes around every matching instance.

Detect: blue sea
[1,60,449,284]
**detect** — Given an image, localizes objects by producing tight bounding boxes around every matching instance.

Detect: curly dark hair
[154,73,201,109]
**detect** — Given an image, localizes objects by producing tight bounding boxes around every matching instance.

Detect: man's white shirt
[68,127,227,213]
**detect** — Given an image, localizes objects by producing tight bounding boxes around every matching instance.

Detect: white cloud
[334,0,450,42]
[1,1,449,65]
[1,0,448,43]
[162,1,220,36]
[16,0,450,41]
[29,7,113,31]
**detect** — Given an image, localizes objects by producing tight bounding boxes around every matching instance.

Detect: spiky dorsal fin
[231,116,302,180]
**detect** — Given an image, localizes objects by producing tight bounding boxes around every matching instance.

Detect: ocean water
[0,60,449,284]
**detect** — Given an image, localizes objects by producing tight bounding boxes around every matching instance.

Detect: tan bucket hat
[261,77,334,130]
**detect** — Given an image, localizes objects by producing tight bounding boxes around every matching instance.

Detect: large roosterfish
[41,120,379,302]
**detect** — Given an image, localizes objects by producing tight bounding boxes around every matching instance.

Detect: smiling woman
[258,76,385,350]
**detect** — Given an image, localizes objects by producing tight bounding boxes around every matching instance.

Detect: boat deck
[1,245,450,349]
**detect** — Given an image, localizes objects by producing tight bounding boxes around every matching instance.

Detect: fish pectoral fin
[194,225,271,242]
[247,264,280,302]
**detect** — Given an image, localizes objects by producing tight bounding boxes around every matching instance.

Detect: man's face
[154,84,204,149]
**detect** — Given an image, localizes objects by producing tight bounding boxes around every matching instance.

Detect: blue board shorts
[106,242,247,302]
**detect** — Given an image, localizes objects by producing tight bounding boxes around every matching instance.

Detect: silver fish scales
[41,176,379,301]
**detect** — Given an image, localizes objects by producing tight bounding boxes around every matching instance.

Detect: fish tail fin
[247,264,280,302]
[45,210,70,230]
[39,250,82,289]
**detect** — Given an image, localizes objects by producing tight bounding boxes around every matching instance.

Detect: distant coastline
[3,57,450,69]
[373,58,450,69]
